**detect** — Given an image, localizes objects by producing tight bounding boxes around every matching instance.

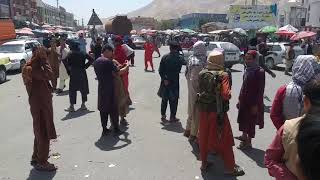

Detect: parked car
[183,41,241,68]
[0,55,12,83]
[265,42,304,69]
[0,40,40,72]
[132,36,146,49]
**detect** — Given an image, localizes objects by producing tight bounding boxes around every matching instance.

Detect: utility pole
[56,0,60,25]
[252,0,256,5]
[82,18,84,29]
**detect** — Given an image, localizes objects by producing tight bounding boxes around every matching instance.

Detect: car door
[25,43,33,61]
[270,45,282,65]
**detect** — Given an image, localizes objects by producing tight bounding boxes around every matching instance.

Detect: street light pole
[57,0,60,25]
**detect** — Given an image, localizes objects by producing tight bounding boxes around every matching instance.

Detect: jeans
[161,98,178,118]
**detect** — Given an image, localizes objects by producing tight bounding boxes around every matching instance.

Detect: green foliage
[158,20,175,30]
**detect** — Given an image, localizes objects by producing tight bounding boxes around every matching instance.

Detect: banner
[229,5,276,30]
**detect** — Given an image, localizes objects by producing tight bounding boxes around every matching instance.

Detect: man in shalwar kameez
[114,36,131,104]
[184,41,207,142]
[56,38,70,94]
[236,50,265,150]
[22,47,57,171]
[197,49,244,176]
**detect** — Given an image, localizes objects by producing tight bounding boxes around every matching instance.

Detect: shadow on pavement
[26,168,56,180]
[189,140,200,160]
[240,147,266,168]
[61,110,95,121]
[95,129,132,151]
[7,70,21,76]
[160,121,185,133]
[55,90,69,96]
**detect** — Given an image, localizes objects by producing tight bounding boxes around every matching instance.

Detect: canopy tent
[208,29,231,34]
[275,30,296,36]
[233,28,247,36]
[42,24,52,28]
[21,27,32,32]
[180,28,196,34]
[16,29,34,36]
[290,31,317,41]
[279,24,298,32]
[259,26,277,33]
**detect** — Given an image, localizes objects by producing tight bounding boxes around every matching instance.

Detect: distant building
[0,0,10,18]
[11,0,37,22]
[36,0,74,26]
[304,0,320,27]
[130,16,157,31]
[179,13,228,30]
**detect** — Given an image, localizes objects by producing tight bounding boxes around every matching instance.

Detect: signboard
[229,5,276,30]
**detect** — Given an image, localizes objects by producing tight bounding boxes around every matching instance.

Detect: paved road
[0,45,292,180]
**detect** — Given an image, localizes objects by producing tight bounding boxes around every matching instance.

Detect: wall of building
[179,13,228,30]
[0,0,10,18]
[11,0,37,21]
[306,0,320,27]
[130,17,157,31]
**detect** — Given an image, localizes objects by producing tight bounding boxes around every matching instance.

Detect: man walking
[158,42,185,122]
[144,38,155,71]
[56,38,70,94]
[94,45,129,135]
[284,43,295,75]
[236,50,265,150]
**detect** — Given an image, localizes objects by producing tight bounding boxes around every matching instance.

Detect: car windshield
[0,44,24,53]
[134,37,144,42]
[220,42,239,51]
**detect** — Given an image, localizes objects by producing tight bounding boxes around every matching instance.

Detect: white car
[132,36,146,49]
[183,42,241,68]
[0,40,41,71]
[266,42,305,69]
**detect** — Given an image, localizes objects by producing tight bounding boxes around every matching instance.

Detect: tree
[158,20,175,30]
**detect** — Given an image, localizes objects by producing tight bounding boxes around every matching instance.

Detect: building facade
[0,0,10,18]
[130,16,157,31]
[36,0,74,26]
[11,0,37,22]
[304,0,320,27]
[179,13,228,30]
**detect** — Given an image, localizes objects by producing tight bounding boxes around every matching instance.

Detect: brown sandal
[183,130,190,138]
[35,163,57,172]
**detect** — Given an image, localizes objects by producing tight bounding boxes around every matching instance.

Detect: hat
[247,50,258,58]
[207,48,224,70]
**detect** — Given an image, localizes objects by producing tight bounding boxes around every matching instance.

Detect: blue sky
[42,0,153,23]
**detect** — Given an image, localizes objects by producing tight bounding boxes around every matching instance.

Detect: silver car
[183,42,241,68]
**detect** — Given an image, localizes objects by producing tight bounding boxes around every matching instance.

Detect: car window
[271,45,282,52]
[25,43,32,51]
[208,44,218,51]
[0,44,24,53]
[220,43,239,51]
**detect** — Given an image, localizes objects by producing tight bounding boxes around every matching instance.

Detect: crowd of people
[20,30,320,180]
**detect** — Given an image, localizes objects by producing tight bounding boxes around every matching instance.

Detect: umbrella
[233,28,247,36]
[180,28,196,34]
[22,27,32,31]
[275,30,296,36]
[17,29,34,35]
[54,28,66,33]
[279,24,298,32]
[42,24,52,28]
[259,26,277,33]
[290,31,317,41]
[42,30,53,34]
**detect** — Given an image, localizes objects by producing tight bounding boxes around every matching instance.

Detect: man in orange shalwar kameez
[144,38,155,71]
[197,49,244,176]
[22,47,57,171]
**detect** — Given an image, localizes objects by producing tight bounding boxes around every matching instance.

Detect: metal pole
[57,0,60,25]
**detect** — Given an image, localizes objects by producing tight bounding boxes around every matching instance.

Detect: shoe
[188,135,197,142]
[102,129,111,136]
[169,117,180,123]
[113,128,124,135]
[64,106,75,112]
[225,165,245,177]
[80,104,88,111]
[120,119,129,126]
[161,115,167,122]
[30,160,38,166]
[56,89,63,94]
[128,97,132,106]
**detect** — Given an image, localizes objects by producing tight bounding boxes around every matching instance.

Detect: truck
[104,15,133,35]
[0,18,16,45]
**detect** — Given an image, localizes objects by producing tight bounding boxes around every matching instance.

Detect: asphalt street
[0,45,292,180]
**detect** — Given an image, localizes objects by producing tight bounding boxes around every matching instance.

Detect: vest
[282,116,304,179]
[197,69,229,112]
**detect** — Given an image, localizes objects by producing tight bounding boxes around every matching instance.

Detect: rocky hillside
[128,0,282,20]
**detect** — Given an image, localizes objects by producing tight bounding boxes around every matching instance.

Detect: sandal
[234,136,246,141]
[35,163,57,172]
[183,130,190,138]
[161,116,167,123]
[200,162,213,172]
[237,142,252,150]
[225,165,245,177]
[169,118,180,123]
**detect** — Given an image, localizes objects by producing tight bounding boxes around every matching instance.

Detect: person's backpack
[197,70,229,113]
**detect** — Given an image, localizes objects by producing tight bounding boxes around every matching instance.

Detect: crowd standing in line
[21,31,320,179]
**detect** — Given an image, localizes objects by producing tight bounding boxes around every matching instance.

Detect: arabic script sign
[229,5,276,30]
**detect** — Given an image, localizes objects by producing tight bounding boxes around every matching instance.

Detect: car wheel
[266,58,274,69]
[0,66,7,84]
[19,60,26,72]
